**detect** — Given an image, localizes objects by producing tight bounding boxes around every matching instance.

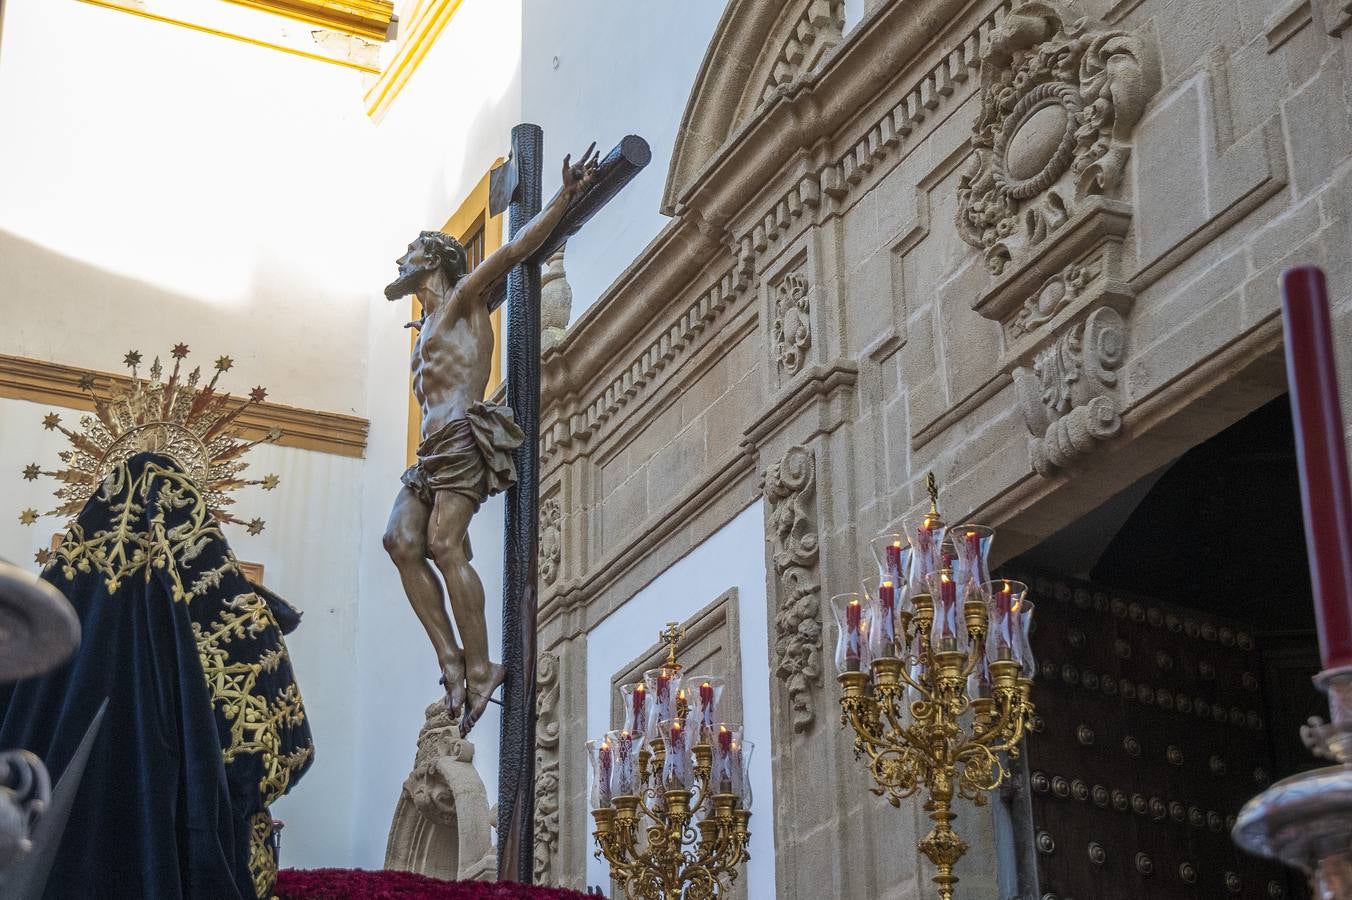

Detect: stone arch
[661,0,845,216]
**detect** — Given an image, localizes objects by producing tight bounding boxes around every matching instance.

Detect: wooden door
[1006,569,1309,900]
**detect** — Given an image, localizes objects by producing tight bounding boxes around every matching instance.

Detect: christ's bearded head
[384,231,468,302]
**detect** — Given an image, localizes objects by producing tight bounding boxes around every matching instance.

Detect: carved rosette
[532,651,561,884]
[539,498,562,586]
[956,1,1159,276]
[1014,306,1126,476]
[772,271,812,376]
[764,445,822,732]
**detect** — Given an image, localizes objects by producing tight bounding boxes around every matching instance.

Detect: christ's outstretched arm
[453,144,600,306]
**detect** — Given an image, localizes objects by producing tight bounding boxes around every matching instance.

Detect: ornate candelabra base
[1234,765,1352,899]
[1234,667,1352,899]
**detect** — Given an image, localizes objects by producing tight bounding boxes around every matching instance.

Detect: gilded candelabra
[835,476,1036,900]
[590,624,752,899]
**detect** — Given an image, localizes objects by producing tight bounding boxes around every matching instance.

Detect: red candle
[879,580,896,645]
[994,582,1015,660]
[599,740,613,806]
[886,540,902,580]
[699,681,714,727]
[718,725,732,753]
[631,682,647,726]
[1282,267,1352,670]
[845,599,862,669]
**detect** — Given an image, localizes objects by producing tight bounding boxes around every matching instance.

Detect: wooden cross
[488,125,649,883]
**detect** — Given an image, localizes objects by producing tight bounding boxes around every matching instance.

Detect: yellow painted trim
[0,353,369,458]
[75,0,381,74]
[221,0,394,42]
[364,0,464,121]
[407,162,505,464]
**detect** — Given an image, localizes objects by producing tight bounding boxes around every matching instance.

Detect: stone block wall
[533,0,1352,896]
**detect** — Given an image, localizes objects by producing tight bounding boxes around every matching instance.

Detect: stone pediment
[661,0,846,216]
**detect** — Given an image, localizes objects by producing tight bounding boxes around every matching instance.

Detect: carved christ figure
[383,145,599,736]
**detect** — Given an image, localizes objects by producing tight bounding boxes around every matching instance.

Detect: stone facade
[534,0,1352,896]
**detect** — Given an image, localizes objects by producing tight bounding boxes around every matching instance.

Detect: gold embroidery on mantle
[45,460,312,893]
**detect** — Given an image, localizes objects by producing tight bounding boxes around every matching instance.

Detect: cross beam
[494,125,649,883]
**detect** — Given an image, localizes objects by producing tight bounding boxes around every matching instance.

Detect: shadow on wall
[0,225,245,364]
[0,228,367,414]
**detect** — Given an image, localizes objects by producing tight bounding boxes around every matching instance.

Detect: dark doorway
[997,396,1320,900]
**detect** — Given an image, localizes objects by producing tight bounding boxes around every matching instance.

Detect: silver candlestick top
[1234,667,1352,898]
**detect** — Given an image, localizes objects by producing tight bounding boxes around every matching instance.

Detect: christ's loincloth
[401,401,525,512]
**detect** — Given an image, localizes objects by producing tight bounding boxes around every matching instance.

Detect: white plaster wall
[0,0,522,870]
[583,501,775,897]
[0,0,381,414]
[520,0,725,319]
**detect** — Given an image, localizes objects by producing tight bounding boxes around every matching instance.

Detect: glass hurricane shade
[711,723,742,795]
[831,592,872,673]
[968,643,993,700]
[950,524,994,602]
[926,569,969,655]
[686,674,724,744]
[643,665,683,743]
[863,574,903,659]
[659,717,693,790]
[870,532,911,602]
[734,739,754,808]
[620,681,649,736]
[610,728,643,798]
[586,737,614,809]
[902,514,948,598]
[1016,599,1036,676]
[984,580,1031,671]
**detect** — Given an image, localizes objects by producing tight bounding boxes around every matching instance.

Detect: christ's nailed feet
[439,657,467,720]
[460,662,507,737]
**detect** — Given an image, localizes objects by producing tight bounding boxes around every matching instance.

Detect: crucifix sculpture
[382,124,650,883]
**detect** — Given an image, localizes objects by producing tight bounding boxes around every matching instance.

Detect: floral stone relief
[764,445,822,732]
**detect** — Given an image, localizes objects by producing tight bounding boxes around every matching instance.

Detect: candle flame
[702,681,711,689]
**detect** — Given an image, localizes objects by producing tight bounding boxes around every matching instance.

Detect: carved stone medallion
[539,498,562,586]
[772,271,812,376]
[956,1,1159,276]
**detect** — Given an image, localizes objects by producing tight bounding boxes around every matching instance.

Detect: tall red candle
[1282,266,1352,670]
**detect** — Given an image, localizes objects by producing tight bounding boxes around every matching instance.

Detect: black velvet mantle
[0,453,314,898]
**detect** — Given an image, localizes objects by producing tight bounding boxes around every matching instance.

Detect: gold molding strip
[0,354,369,459]
[75,0,382,74]
[222,0,395,42]
[364,0,465,121]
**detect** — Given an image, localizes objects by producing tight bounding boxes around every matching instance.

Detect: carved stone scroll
[772,271,812,376]
[1014,306,1126,476]
[532,651,561,884]
[385,702,495,882]
[764,445,822,733]
[956,1,1160,276]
